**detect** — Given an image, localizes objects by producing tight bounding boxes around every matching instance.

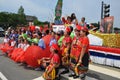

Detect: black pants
[71,53,89,67]
[82,53,89,67]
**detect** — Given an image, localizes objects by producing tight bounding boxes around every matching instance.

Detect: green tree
[34,19,41,26]
[18,6,24,15]
[34,19,50,27]
[0,12,11,29]
[17,6,27,26]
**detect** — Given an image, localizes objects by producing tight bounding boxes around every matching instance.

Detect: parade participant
[23,39,30,51]
[64,16,72,27]
[70,26,74,39]
[71,13,78,25]
[9,30,15,39]
[5,37,16,56]
[49,31,57,47]
[5,27,11,36]
[36,31,56,71]
[17,39,25,49]
[60,27,72,74]
[21,30,27,40]
[0,35,10,54]
[73,27,90,79]
[55,31,61,41]
[14,39,30,63]
[66,16,71,24]
[79,17,87,27]
[62,17,66,24]
[26,28,32,36]
[14,31,19,47]
[29,25,35,32]
[38,32,46,49]
[31,34,39,46]
[10,37,16,47]
[69,25,81,77]
[3,35,10,45]
[58,30,64,47]
[45,29,50,35]
[43,43,60,80]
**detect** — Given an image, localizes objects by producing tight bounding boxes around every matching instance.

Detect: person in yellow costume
[60,27,72,74]
[69,25,82,78]
[43,43,60,80]
[74,27,90,79]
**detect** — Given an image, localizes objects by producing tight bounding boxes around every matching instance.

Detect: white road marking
[0,72,8,80]
[89,64,120,79]
[33,76,44,80]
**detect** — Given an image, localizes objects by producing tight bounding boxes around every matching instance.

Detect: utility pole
[101,1,104,19]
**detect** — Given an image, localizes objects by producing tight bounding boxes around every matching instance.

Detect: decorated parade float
[88,16,120,68]
[89,30,120,68]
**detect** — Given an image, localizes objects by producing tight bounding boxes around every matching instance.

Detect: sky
[0,0,120,27]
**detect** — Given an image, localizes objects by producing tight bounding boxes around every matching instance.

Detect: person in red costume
[29,25,35,32]
[73,26,90,79]
[37,43,60,70]
[42,43,60,80]
[60,27,72,74]
[69,25,81,78]
[62,17,66,24]
[62,16,72,25]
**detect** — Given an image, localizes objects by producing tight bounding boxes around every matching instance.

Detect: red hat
[65,27,71,33]
[51,43,59,51]
[81,27,89,32]
[76,25,81,31]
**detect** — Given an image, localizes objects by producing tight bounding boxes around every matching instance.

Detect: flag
[55,0,63,20]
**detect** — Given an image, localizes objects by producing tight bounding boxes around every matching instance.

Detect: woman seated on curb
[42,43,60,80]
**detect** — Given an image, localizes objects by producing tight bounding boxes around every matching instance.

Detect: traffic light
[104,4,110,18]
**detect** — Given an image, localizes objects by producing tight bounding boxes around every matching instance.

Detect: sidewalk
[89,63,120,79]
[33,63,120,80]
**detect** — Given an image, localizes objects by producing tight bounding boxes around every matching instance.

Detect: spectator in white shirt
[23,39,30,51]
[4,35,10,45]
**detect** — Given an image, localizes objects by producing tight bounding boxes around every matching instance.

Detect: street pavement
[0,37,120,80]
[0,51,43,80]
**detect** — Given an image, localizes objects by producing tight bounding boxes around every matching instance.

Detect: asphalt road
[0,37,42,80]
[0,51,43,80]
[0,37,120,80]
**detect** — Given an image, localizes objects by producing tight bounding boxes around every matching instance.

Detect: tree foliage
[114,27,120,30]
[0,6,27,29]
[18,6,24,15]
[34,20,49,27]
